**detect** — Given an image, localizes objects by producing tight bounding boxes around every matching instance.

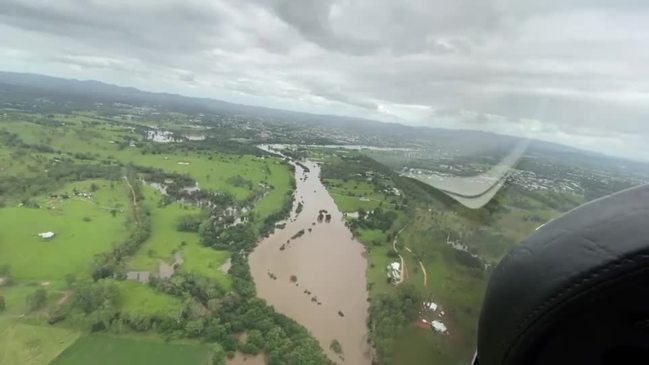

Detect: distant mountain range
[1,70,648,173]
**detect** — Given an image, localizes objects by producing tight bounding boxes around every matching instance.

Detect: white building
[424,301,438,311]
[432,320,448,333]
[38,232,55,239]
[387,262,401,282]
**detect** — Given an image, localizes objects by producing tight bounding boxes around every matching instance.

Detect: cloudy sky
[1,0,649,160]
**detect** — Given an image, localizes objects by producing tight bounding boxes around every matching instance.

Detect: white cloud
[0,0,648,160]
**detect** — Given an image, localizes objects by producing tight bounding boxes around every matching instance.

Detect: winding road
[419,261,427,287]
[123,175,141,225]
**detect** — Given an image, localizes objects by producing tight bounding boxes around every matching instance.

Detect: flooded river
[249,160,371,364]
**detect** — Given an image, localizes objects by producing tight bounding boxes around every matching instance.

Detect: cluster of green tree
[138,136,265,157]
[0,129,55,153]
[199,221,257,251]
[153,271,226,305]
[26,288,48,312]
[461,229,515,262]
[510,185,583,212]
[451,250,484,271]
[49,161,123,183]
[321,153,440,208]
[136,166,195,188]
[176,214,205,232]
[71,152,100,161]
[259,191,294,238]
[330,339,343,354]
[291,229,305,239]
[368,284,423,365]
[294,160,310,171]
[48,279,172,333]
[349,207,397,232]
[179,191,237,209]
[226,175,253,190]
[274,147,305,161]
[295,202,304,215]
[0,160,122,200]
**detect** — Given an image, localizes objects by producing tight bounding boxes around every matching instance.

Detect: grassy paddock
[123,152,276,201]
[50,335,212,365]
[0,320,80,365]
[0,179,130,281]
[112,280,182,318]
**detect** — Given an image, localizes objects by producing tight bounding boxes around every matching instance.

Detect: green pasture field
[251,160,292,219]
[180,243,231,290]
[129,187,231,290]
[394,323,468,365]
[0,150,56,179]
[121,152,274,201]
[50,335,213,365]
[323,178,396,212]
[0,319,80,365]
[0,179,130,281]
[364,243,397,296]
[0,117,130,155]
[112,280,182,317]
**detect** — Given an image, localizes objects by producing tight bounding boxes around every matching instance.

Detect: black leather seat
[476,184,649,365]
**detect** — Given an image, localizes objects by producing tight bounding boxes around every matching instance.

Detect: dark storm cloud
[0,0,648,159]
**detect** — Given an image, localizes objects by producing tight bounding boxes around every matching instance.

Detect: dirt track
[123,176,141,225]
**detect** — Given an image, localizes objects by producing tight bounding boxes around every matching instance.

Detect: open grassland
[252,161,292,218]
[118,151,270,200]
[0,179,130,281]
[112,280,182,317]
[180,243,231,289]
[324,178,394,212]
[129,187,232,290]
[0,150,59,179]
[0,117,132,155]
[394,324,466,365]
[50,335,213,365]
[0,319,80,365]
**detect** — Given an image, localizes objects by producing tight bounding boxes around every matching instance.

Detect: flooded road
[249,160,371,364]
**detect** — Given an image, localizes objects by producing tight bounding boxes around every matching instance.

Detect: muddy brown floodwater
[249,160,371,364]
